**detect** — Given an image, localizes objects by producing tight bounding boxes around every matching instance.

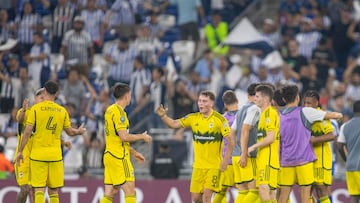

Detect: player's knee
[20,185,31,194]
[48,188,59,195]
[191,194,202,203]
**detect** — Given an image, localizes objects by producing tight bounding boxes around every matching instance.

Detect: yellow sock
[235,190,248,203]
[125,195,136,203]
[49,194,59,203]
[255,197,262,203]
[100,196,113,203]
[212,191,226,203]
[243,189,259,202]
[35,191,44,203]
[319,196,331,203]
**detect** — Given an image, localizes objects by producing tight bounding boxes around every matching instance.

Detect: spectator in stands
[295,17,322,60]
[1,108,18,138]
[148,67,167,129]
[61,16,94,77]
[86,136,104,169]
[261,18,281,48]
[81,0,106,53]
[328,93,353,123]
[104,0,141,37]
[311,37,337,88]
[134,24,163,69]
[0,54,21,113]
[129,56,151,130]
[78,0,107,12]
[52,0,76,53]
[15,2,42,55]
[330,5,354,74]
[327,0,344,23]
[194,49,219,88]
[145,10,164,39]
[15,67,37,108]
[204,10,229,55]
[299,62,322,93]
[61,68,87,119]
[143,0,169,13]
[167,0,206,57]
[344,66,360,104]
[29,31,51,89]
[0,9,16,40]
[283,39,309,81]
[104,36,137,87]
[150,142,179,179]
[210,56,231,111]
[280,12,301,44]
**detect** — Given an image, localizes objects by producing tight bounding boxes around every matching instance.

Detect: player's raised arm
[156,104,182,129]
[117,130,152,143]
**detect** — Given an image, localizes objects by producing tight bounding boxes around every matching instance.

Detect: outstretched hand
[155,104,168,117]
[142,131,152,144]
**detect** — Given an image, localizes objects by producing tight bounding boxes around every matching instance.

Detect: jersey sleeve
[221,119,230,137]
[265,110,277,132]
[63,110,71,129]
[338,123,346,143]
[179,114,193,128]
[302,107,326,123]
[26,107,36,126]
[113,110,127,131]
[243,105,260,126]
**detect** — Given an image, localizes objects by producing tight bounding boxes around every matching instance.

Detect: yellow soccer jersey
[26,101,71,161]
[179,110,230,169]
[257,106,280,169]
[104,104,130,159]
[311,118,333,169]
[14,108,32,161]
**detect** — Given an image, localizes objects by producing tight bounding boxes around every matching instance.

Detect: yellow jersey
[179,110,230,169]
[104,104,130,159]
[14,108,32,162]
[311,118,333,169]
[26,101,71,161]
[257,106,280,169]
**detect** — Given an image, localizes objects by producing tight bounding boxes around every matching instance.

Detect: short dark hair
[255,85,274,101]
[44,81,59,95]
[153,67,164,76]
[273,88,286,107]
[353,100,360,113]
[281,85,299,104]
[112,83,130,99]
[247,83,259,96]
[222,90,238,105]
[199,90,216,102]
[303,90,320,102]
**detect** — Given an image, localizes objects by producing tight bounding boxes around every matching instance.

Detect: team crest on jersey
[266,118,270,124]
[120,116,125,123]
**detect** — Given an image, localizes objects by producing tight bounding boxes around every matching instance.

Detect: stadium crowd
[0,0,359,197]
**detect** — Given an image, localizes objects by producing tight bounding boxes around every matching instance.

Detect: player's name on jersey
[40,106,62,112]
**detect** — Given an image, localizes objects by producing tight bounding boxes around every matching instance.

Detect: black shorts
[179,22,200,41]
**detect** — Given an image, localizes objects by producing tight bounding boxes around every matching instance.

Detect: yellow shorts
[256,164,278,189]
[346,171,360,195]
[30,160,64,188]
[278,162,314,186]
[233,156,256,184]
[190,168,221,193]
[103,152,134,186]
[220,165,234,187]
[314,167,332,186]
[14,157,30,186]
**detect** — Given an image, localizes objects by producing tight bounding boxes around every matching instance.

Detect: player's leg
[16,185,31,203]
[213,165,233,203]
[121,182,136,203]
[48,161,64,203]
[212,186,227,203]
[297,162,315,203]
[277,186,292,203]
[243,158,259,203]
[190,168,206,203]
[351,195,360,203]
[315,185,331,203]
[30,160,48,203]
[204,168,221,203]
[101,153,124,202]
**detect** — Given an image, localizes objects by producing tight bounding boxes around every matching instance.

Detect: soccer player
[248,84,279,203]
[303,90,336,203]
[231,83,261,203]
[337,100,360,203]
[14,89,41,203]
[100,83,152,203]
[212,90,239,203]
[15,81,86,203]
[277,85,342,203]
[156,90,234,203]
